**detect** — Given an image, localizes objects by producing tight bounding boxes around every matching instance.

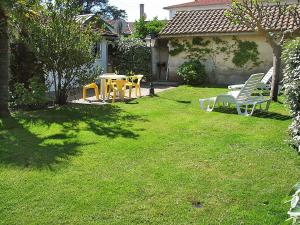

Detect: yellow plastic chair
[83,83,99,100]
[109,79,127,103]
[126,75,143,98]
[105,79,115,97]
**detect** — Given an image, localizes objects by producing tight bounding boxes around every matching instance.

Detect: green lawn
[0,86,299,224]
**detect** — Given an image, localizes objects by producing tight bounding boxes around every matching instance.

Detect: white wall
[169,4,229,19]
[167,34,273,85]
[94,39,108,73]
[167,0,299,19]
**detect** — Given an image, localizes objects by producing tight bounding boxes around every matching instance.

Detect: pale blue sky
[109,0,188,22]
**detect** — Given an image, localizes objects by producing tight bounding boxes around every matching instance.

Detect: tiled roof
[160,6,300,37]
[164,0,230,9]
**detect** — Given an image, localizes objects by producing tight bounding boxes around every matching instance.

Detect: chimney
[140,4,145,19]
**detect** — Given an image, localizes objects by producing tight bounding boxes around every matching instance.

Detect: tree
[78,0,127,19]
[0,3,10,116]
[0,0,39,116]
[225,0,300,101]
[27,0,101,105]
[133,17,167,39]
[133,16,148,39]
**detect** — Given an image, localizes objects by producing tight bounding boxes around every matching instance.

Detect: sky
[109,0,189,22]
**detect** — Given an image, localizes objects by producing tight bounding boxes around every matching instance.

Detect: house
[163,0,230,19]
[75,14,133,73]
[151,0,299,84]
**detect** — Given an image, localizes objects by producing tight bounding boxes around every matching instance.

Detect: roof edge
[159,32,257,39]
[163,0,230,10]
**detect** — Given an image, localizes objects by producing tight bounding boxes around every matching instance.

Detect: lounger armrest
[228,84,244,90]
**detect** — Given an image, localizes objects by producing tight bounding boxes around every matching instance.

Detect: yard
[0,86,299,224]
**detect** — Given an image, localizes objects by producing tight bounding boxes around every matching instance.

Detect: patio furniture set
[199,67,277,116]
[83,74,143,103]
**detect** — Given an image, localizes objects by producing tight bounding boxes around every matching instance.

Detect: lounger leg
[236,103,243,115]
[237,103,256,116]
[199,98,216,112]
[265,100,271,111]
[249,103,257,116]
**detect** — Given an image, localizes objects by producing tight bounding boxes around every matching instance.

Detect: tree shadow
[213,107,291,121]
[0,116,84,169]
[152,95,192,104]
[0,104,145,169]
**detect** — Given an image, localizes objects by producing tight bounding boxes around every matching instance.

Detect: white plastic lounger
[228,67,273,91]
[200,73,271,116]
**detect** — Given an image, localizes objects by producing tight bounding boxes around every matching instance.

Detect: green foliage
[282,37,300,225]
[192,37,210,46]
[232,38,261,68]
[78,0,127,19]
[26,0,102,104]
[169,39,186,56]
[9,41,44,92]
[133,16,148,39]
[286,183,300,224]
[133,16,166,39]
[11,77,47,109]
[282,38,300,152]
[177,60,206,85]
[169,36,261,70]
[145,17,167,37]
[112,37,151,80]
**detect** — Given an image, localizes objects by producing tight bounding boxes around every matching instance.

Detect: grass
[0,86,299,224]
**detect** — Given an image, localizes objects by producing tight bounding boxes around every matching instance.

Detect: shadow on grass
[0,104,145,169]
[151,94,192,104]
[213,107,291,121]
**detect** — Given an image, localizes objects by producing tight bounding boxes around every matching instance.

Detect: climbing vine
[169,36,261,69]
[232,37,262,68]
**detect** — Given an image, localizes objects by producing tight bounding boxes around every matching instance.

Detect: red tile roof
[160,6,300,37]
[164,0,230,9]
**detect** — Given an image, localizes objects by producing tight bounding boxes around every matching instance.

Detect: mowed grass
[0,86,299,224]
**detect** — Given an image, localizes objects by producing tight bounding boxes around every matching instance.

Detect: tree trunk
[0,7,10,117]
[270,45,282,102]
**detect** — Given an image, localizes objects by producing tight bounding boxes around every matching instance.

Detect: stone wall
[166,34,273,85]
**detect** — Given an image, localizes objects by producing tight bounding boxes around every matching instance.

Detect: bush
[282,38,300,152]
[26,0,101,105]
[177,60,206,85]
[11,77,47,110]
[133,16,167,39]
[282,38,300,225]
[112,37,151,80]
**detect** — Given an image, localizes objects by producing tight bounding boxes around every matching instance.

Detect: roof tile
[160,6,300,37]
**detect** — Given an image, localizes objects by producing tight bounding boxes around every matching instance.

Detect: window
[93,42,102,59]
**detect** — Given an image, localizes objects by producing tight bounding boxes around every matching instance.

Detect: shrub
[112,37,151,80]
[133,16,167,39]
[11,77,47,110]
[177,60,206,85]
[26,0,101,105]
[282,38,300,152]
[282,38,300,225]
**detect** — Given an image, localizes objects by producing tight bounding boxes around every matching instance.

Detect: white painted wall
[167,34,274,85]
[169,4,229,19]
[94,39,108,73]
[167,0,299,19]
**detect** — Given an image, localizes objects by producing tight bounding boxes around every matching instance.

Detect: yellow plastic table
[97,74,127,102]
